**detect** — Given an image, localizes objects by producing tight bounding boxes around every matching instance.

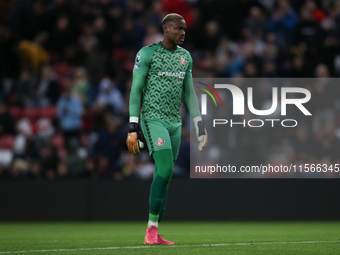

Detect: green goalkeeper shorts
[141,119,182,161]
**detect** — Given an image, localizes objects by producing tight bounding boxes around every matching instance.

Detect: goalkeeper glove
[194,118,208,152]
[126,122,145,155]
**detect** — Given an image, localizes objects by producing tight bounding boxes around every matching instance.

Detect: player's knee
[157,163,172,181]
[162,168,173,181]
[153,149,174,181]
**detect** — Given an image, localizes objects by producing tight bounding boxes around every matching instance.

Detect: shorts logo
[155,138,165,146]
[180,57,186,65]
[136,53,141,63]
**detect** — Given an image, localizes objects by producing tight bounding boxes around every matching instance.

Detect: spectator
[0,164,10,179]
[244,61,259,78]
[14,138,40,162]
[93,16,112,53]
[200,21,221,51]
[94,117,125,171]
[36,65,60,105]
[295,7,319,48]
[17,40,49,75]
[120,18,145,51]
[290,124,319,162]
[10,158,30,179]
[64,138,85,177]
[26,160,44,181]
[135,152,154,180]
[40,144,59,180]
[81,157,96,179]
[0,101,16,136]
[57,86,83,147]
[72,67,90,104]
[57,161,69,179]
[310,64,337,131]
[96,78,124,115]
[318,123,340,162]
[15,69,35,106]
[291,56,310,77]
[262,33,278,61]
[121,153,139,180]
[82,36,106,87]
[223,50,244,77]
[305,0,326,22]
[49,15,76,58]
[268,0,298,48]
[244,7,267,38]
[82,104,95,134]
[147,0,165,26]
[96,155,114,179]
[143,23,163,46]
[262,60,278,77]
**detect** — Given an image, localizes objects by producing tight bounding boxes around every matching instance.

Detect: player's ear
[163,25,168,33]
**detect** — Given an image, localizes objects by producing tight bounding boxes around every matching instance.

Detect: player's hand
[194,119,208,152]
[126,123,145,155]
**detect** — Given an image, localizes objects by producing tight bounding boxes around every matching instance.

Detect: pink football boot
[158,234,175,245]
[143,226,159,245]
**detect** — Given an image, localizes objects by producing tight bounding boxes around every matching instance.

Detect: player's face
[165,19,186,45]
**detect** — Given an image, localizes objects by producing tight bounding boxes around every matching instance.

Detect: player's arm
[183,54,208,152]
[127,49,150,155]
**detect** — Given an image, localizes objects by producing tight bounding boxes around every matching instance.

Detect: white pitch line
[0,241,337,254]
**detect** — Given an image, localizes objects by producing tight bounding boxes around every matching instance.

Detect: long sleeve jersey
[129,42,201,123]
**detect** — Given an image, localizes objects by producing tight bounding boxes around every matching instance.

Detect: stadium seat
[0,135,15,149]
[23,107,40,121]
[39,106,56,119]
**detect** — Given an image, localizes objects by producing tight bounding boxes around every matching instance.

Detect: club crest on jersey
[155,138,165,146]
[180,57,186,65]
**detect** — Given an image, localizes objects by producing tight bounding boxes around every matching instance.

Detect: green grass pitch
[0,222,339,254]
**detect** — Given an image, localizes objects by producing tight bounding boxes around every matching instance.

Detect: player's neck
[160,39,177,51]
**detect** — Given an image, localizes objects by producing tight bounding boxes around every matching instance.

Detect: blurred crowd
[1,0,340,180]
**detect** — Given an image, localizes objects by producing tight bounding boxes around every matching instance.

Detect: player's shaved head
[162,13,184,26]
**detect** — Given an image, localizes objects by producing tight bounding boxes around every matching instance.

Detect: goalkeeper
[126,13,207,245]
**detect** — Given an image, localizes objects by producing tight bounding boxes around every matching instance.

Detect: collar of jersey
[158,41,178,51]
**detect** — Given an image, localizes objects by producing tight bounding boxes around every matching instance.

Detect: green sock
[149,213,159,223]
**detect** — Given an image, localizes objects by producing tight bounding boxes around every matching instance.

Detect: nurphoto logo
[199,83,312,128]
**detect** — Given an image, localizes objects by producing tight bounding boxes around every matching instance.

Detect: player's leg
[155,123,181,245]
[149,149,173,223]
[149,149,175,245]
[144,150,173,245]
[141,119,173,244]
[152,159,169,225]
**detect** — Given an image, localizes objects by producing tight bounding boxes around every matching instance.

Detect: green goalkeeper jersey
[129,42,201,123]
